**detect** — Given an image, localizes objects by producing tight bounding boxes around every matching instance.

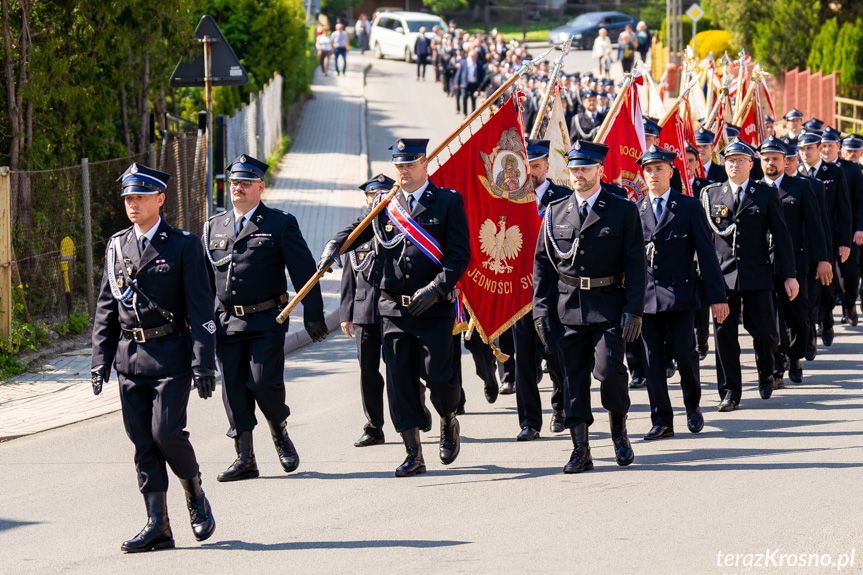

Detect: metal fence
[225,74,283,169]
[777,67,839,128]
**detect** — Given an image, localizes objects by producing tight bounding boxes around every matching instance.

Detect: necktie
[408,194,416,213]
[139,236,148,255]
[236,216,245,235]
[809,167,815,178]
[579,201,589,224]
[653,197,663,221]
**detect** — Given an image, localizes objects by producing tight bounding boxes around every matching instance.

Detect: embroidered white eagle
[479,216,523,275]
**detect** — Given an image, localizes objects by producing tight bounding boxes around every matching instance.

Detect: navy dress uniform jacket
[769,175,830,275]
[639,191,726,314]
[339,241,382,325]
[333,181,471,318]
[798,162,852,251]
[533,189,646,326]
[206,202,324,333]
[799,175,833,263]
[92,220,217,376]
[706,162,728,183]
[537,181,573,217]
[703,180,796,291]
[836,158,863,233]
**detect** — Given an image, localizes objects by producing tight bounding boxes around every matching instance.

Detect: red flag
[599,74,647,201]
[659,109,694,196]
[681,99,705,179]
[739,100,761,147]
[429,97,541,343]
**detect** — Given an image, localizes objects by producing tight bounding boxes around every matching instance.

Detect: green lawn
[462,21,558,43]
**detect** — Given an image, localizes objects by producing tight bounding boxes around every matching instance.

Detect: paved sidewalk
[0,58,369,441]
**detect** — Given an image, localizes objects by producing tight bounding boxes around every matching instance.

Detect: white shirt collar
[804,159,823,173]
[574,187,601,213]
[404,179,430,204]
[647,188,671,206]
[764,173,784,188]
[729,178,750,196]
[135,216,162,242]
[534,179,550,204]
[703,159,713,171]
[234,202,260,226]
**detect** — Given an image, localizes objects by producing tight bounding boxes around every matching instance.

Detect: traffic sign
[685,3,705,23]
[169,15,249,88]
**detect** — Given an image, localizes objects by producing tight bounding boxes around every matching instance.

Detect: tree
[807,17,838,73]
[750,0,820,73]
[423,0,469,12]
[702,0,769,56]
[834,19,863,84]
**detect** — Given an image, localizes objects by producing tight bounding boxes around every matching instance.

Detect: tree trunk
[120,85,131,156]
[2,0,22,167]
[139,49,150,155]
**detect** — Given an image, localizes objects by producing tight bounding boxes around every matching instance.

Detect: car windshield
[406,20,442,32]
[567,14,601,27]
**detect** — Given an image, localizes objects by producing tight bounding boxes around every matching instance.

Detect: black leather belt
[381,291,413,307]
[219,294,288,317]
[559,273,622,290]
[121,320,184,343]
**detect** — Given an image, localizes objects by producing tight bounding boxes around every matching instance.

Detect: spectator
[592,28,612,79]
[635,21,650,63]
[415,26,432,81]
[356,14,370,54]
[617,27,636,74]
[431,26,443,81]
[331,23,349,76]
[453,49,486,118]
[315,26,333,76]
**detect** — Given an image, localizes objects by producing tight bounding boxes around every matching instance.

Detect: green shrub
[834,19,863,84]
[807,17,838,72]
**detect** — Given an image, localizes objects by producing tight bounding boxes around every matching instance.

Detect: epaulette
[546,195,570,209]
[702,182,723,192]
[111,226,132,239]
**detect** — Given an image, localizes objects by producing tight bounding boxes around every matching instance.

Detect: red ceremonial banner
[429,97,541,342]
[659,110,694,196]
[739,102,760,147]
[681,99,705,179]
[600,75,647,201]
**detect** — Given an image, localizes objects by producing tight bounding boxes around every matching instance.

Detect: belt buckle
[133,328,146,343]
[401,295,411,307]
[579,277,591,291]
[233,305,245,317]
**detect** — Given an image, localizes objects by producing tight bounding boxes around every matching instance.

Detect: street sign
[169,15,249,88]
[685,3,705,23]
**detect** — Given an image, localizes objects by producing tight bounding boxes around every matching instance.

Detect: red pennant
[599,80,646,201]
[659,110,694,196]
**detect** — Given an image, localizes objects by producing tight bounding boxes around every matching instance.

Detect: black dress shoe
[788,359,803,383]
[121,492,175,553]
[516,427,540,441]
[439,412,460,465]
[686,408,704,433]
[759,377,774,399]
[643,424,674,440]
[484,377,499,404]
[609,412,634,466]
[354,432,385,447]
[563,424,593,473]
[717,391,739,412]
[499,380,515,395]
[628,376,646,389]
[395,428,426,477]
[697,345,709,361]
[805,339,817,361]
[822,327,835,347]
[217,431,259,482]
[269,420,300,472]
[665,360,677,379]
[549,412,565,433]
[178,473,216,542]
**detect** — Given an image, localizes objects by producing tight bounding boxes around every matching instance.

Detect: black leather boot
[609,412,634,466]
[268,420,300,473]
[178,473,216,542]
[121,492,175,553]
[563,423,593,473]
[439,412,460,465]
[217,431,259,482]
[395,428,426,477]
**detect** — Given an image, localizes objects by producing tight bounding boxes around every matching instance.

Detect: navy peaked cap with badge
[724,124,741,139]
[643,117,661,137]
[694,127,715,145]
[765,115,774,124]
[804,118,824,131]
[228,155,269,180]
[821,128,841,143]
[780,137,798,156]
[637,144,677,166]
[684,141,698,155]
[784,108,803,120]
[526,138,551,160]
[797,131,823,147]
[582,89,599,99]
[389,138,429,164]
[566,140,609,167]
[720,138,756,158]
[118,163,170,195]
[359,173,396,193]
[757,135,786,155]
[841,135,863,150]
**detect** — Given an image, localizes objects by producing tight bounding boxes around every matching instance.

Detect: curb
[283,311,343,355]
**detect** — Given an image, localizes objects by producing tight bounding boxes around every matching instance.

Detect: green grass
[462,21,558,43]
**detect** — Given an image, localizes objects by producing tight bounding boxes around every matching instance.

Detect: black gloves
[621,313,642,343]
[192,367,216,399]
[534,316,551,347]
[317,240,340,273]
[305,320,329,343]
[91,365,109,396]
[406,283,444,316]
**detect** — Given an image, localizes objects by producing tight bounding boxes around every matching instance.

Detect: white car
[369,11,446,63]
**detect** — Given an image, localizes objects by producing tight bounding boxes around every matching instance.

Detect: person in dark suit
[687,141,714,200]
[758,136,831,386]
[701,139,798,411]
[340,174,393,447]
[687,141,716,361]
[797,131,852,347]
[635,146,729,440]
[840,134,863,320]
[204,155,327,482]
[569,90,605,142]
[510,139,570,441]
[533,140,646,473]
[696,127,728,184]
[415,27,432,80]
[91,163,216,552]
[452,49,486,118]
[783,108,804,144]
[496,329,516,394]
[320,138,470,477]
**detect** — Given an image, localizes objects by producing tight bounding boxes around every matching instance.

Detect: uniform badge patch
[202,321,217,334]
[385,223,394,232]
[255,215,263,222]
[159,231,168,241]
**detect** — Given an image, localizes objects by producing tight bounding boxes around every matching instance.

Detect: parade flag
[546,85,572,187]
[681,98,705,178]
[659,108,694,195]
[739,82,766,147]
[429,96,542,345]
[598,71,647,201]
[639,70,667,120]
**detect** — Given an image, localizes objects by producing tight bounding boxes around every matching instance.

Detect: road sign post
[685,3,705,58]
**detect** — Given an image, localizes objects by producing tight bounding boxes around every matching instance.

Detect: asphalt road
[2,54,862,574]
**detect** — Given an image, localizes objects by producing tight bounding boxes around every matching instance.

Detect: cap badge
[377,175,385,182]
[130,164,138,174]
[397,141,406,151]
[240,155,246,163]
[649,144,657,153]
[573,141,581,150]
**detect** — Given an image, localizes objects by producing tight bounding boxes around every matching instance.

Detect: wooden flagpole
[594,72,634,144]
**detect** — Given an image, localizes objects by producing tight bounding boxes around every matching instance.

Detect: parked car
[369,11,446,62]
[548,11,639,50]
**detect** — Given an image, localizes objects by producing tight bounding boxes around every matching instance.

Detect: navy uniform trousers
[354,323,386,433]
[512,312,564,430]
[642,312,699,426]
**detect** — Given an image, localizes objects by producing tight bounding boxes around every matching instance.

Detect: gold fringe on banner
[460,297,536,363]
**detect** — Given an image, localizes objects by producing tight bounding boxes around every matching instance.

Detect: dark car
[548,11,639,50]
